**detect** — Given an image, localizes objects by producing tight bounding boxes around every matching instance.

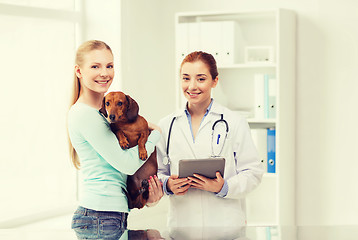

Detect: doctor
[157,51,264,228]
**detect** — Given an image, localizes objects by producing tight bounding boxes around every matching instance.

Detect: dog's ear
[99,97,108,117]
[125,94,139,122]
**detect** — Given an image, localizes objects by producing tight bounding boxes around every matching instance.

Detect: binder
[250,128,267,172]
[255,227,268,240]
[264,74,269,118]
[264,74,277,119]
[268,77,277,119]
[254,74,265,119]
[187,22,200,53]
[199,21,221,62]
[256,226,278,240]
[221,21,236,65]
[266,227,272,240]
[267,128,276,173]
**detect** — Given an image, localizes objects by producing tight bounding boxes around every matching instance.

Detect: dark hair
[180,51,218,79]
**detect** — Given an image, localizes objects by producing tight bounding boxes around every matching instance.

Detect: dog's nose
[109,115,115,121]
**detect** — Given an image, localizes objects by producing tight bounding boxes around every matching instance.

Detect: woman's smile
[181,61,218,107]
[95,80,111,85]
[187,91,201,97]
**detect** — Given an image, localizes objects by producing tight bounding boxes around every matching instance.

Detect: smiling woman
[69,40,115,169]
[67,40,163,239]
[156,51,264,228]
[75,49,114,95]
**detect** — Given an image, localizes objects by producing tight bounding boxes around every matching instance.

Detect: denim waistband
[75,206,128,219]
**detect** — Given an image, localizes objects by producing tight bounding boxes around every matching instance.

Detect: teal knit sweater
[68,102,160,212]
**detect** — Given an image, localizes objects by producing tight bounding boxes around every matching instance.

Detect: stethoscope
[162,114,229,165]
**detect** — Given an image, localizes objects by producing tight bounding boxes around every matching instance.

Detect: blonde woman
[68,40,163,239]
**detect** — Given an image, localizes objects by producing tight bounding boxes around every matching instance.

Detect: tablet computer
[178,158,225,179]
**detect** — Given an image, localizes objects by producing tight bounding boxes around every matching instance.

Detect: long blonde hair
[68,40,113,169]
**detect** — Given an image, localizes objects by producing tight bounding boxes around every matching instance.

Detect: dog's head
[100,91,139,123]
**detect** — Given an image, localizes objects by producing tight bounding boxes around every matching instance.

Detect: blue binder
[267,128,276,173]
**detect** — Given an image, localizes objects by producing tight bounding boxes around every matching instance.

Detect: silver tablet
[178,158,225,179]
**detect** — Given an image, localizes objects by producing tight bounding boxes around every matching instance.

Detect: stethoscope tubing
[166,116,176,159]
[164,114,229,165]
[211,114,229,157]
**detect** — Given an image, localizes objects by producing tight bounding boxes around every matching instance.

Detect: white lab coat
[157,100,264,228]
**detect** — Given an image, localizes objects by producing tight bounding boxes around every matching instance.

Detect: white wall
[0,1,78,226]
[121,0,358,226]
[83,0,122,91]
[120,0,176,123]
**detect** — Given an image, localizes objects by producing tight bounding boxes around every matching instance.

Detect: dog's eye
[105,102,110,106]
[117,102,123,106]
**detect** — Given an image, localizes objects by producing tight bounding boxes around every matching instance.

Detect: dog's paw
[119,139,130,149]
[139,150,148,160]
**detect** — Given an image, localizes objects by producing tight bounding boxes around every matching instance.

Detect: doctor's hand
[167,175,192,196]
[188,172,224,193]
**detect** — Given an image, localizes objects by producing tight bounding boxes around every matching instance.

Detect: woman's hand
[146,175,163,207]
[167,175,192,195]
[148,122,162,134]
[188,172,224,193]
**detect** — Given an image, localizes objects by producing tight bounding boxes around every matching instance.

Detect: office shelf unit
[174,9,296,228]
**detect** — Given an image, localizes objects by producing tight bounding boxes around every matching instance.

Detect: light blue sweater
[68,102,160,212]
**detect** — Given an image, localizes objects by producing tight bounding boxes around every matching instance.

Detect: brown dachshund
[100,91,158,209]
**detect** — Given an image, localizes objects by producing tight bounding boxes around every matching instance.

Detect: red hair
[180,51,218,79]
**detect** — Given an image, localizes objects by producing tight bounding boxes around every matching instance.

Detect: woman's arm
[70,107,161,175]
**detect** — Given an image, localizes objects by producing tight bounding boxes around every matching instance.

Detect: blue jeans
[71,206,128,240]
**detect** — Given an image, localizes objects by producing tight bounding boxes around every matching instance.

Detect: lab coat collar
[173,99,225,118]
[208,100,225,116]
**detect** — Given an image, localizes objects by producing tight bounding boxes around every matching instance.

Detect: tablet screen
[178,158,225,179]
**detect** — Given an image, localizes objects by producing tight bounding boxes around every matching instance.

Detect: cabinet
[175,9,296,228]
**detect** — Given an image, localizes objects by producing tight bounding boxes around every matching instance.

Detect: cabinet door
[176,23,189,64]
[187,22,200,53]
[199,21,221,60]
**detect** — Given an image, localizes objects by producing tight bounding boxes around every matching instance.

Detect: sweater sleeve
[69,106,161,175]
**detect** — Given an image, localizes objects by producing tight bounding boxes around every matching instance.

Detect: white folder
[251,128,268,172]
[199,21,221,62]
[268,77,277,119]
[254,74,265,119]
[188,22,200,53]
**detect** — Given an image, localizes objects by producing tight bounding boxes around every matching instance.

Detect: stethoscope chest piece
[163,156,169,165]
